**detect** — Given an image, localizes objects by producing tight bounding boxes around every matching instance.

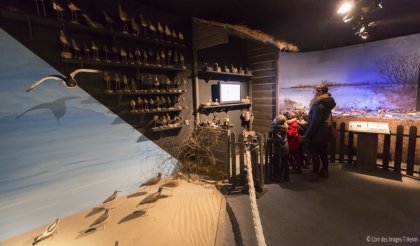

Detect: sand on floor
[3,180,225,246]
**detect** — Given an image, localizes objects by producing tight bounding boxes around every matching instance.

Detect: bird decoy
[130,78,137,92]
[123,75,129,92]
[139,173,162,189]
[112,47,119,63]
[103,44,111,62]
[71,39,81,59]
[83,42,91,60]
[118,4,130,34]
[114,73,121,92]
[88,208,113,231]
[34,0,47,17]
[59,30,70,53]
[167,50,172,66]
[91,41,100,61]
[174,51,179,64]
[180,53,185,69]
[160,50,166,67]
[81,13,104,29]
[139,14,148,36]
[32,218,60,245]
[171,29,178,43]
[164,25,171,42]
[136,186,163,213]
[134,48,142,64]
[67,2,81,23]
[178,32,184,43]
[143,50,149,65]
[26,69,101,92]
[104,71,112,93]
[157,22,164,40]
[137,97,143,111]
[120,49,127,63]
[52,0,64,20]
[130,17,140,36]
[103,11,116,30]
[101,190,120,206]
[128,51,134,64]
[153,75,160,91]
[155,52,161,67]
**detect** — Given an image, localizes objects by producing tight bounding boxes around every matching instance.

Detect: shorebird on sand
[161,172,183,196]
[102,190,121,206]
[139,173,162,189]
[87,208,113,231]
[136,186,163,214]
[32,218,59,245]
[26,69,101,92]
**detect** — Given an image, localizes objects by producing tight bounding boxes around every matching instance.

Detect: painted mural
[0,29,175,241]
[278,33,420,118]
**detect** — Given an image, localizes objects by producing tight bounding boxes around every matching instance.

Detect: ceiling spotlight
[359,25,366,33]
[374,0,383,8]
[338,1,353,14]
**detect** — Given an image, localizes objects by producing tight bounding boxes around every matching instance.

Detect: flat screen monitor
[219,81,241,104]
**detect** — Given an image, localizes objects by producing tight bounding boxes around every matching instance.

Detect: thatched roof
[193,17,299,52]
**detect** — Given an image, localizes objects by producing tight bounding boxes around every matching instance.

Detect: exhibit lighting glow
[337,2,353,14]
[343,15,353,22]
[359,26,365,32]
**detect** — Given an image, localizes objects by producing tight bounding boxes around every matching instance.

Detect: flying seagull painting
[26,69,101,92]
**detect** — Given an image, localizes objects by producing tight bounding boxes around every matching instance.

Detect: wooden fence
[225,123,419,189]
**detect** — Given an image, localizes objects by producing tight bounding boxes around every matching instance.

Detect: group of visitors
[270,83,336,182]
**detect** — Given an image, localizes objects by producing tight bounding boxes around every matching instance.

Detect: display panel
[219,81,241,104]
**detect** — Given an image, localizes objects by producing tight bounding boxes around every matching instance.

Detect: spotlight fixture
[337,1,353,14]
[337,0,383,40]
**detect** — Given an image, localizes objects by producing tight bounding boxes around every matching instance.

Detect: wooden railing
[225,123,419,192]
[330,122,419,178]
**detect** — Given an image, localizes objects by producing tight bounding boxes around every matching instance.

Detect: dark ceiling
[133,0,420,52]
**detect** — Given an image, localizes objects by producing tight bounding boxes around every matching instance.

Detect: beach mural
[278,33,420,114]
[0,30,175,241]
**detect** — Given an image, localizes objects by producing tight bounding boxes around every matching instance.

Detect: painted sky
[0,30,174,240]
[278,33,420,109]
[278,33,420,87]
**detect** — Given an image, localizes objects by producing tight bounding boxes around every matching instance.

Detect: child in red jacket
[285,111,302,174]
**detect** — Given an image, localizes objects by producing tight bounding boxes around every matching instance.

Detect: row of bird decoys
[33,1,185,44]
[151,114,185,128]
[32,172,183,245]
[130,96,186,113]
[104,72,187,94]
[332,106,419,120]
[60,30,185,67]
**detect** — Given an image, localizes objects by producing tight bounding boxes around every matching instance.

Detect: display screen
[220,82,241,104]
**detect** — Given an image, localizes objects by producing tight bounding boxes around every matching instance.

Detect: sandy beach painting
[0,29,178,242]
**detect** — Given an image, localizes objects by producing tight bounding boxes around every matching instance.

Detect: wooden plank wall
[247,42,279,133]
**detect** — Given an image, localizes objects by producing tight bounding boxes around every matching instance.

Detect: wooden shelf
[105,90,186,95]
[1,10,187,48]
[62,59,186,73]
[197,70,252,82]
[198,103,251,115]
[129,108,183,115]
[151,125,185,132]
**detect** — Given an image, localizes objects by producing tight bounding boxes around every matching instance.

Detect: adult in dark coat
[304,83,336,179]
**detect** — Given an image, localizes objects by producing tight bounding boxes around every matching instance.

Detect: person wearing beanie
[304,83,336,180]
[270,114,289,181]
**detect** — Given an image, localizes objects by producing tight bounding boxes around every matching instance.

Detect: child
[270,114,289,181]
[284,111,302,174]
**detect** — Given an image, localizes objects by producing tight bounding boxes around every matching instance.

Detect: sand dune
[2,181,224,246]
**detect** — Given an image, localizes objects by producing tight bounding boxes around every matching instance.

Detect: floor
[223,163,420,246]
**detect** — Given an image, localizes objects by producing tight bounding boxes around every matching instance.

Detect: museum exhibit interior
[0,0,419,245]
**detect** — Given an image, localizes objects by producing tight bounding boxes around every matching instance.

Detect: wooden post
[416,65,420,111]
[394,125,404,174]
[406,126,417,176]
[230,133,237,184]
[329,122,337,162]
[339,122,346,163]
[264,133,270,183]
[348,131,354,166]
[382,134,391,171]
[257,133,265,185]
[239,133,245,185]
[226,130,231,178]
